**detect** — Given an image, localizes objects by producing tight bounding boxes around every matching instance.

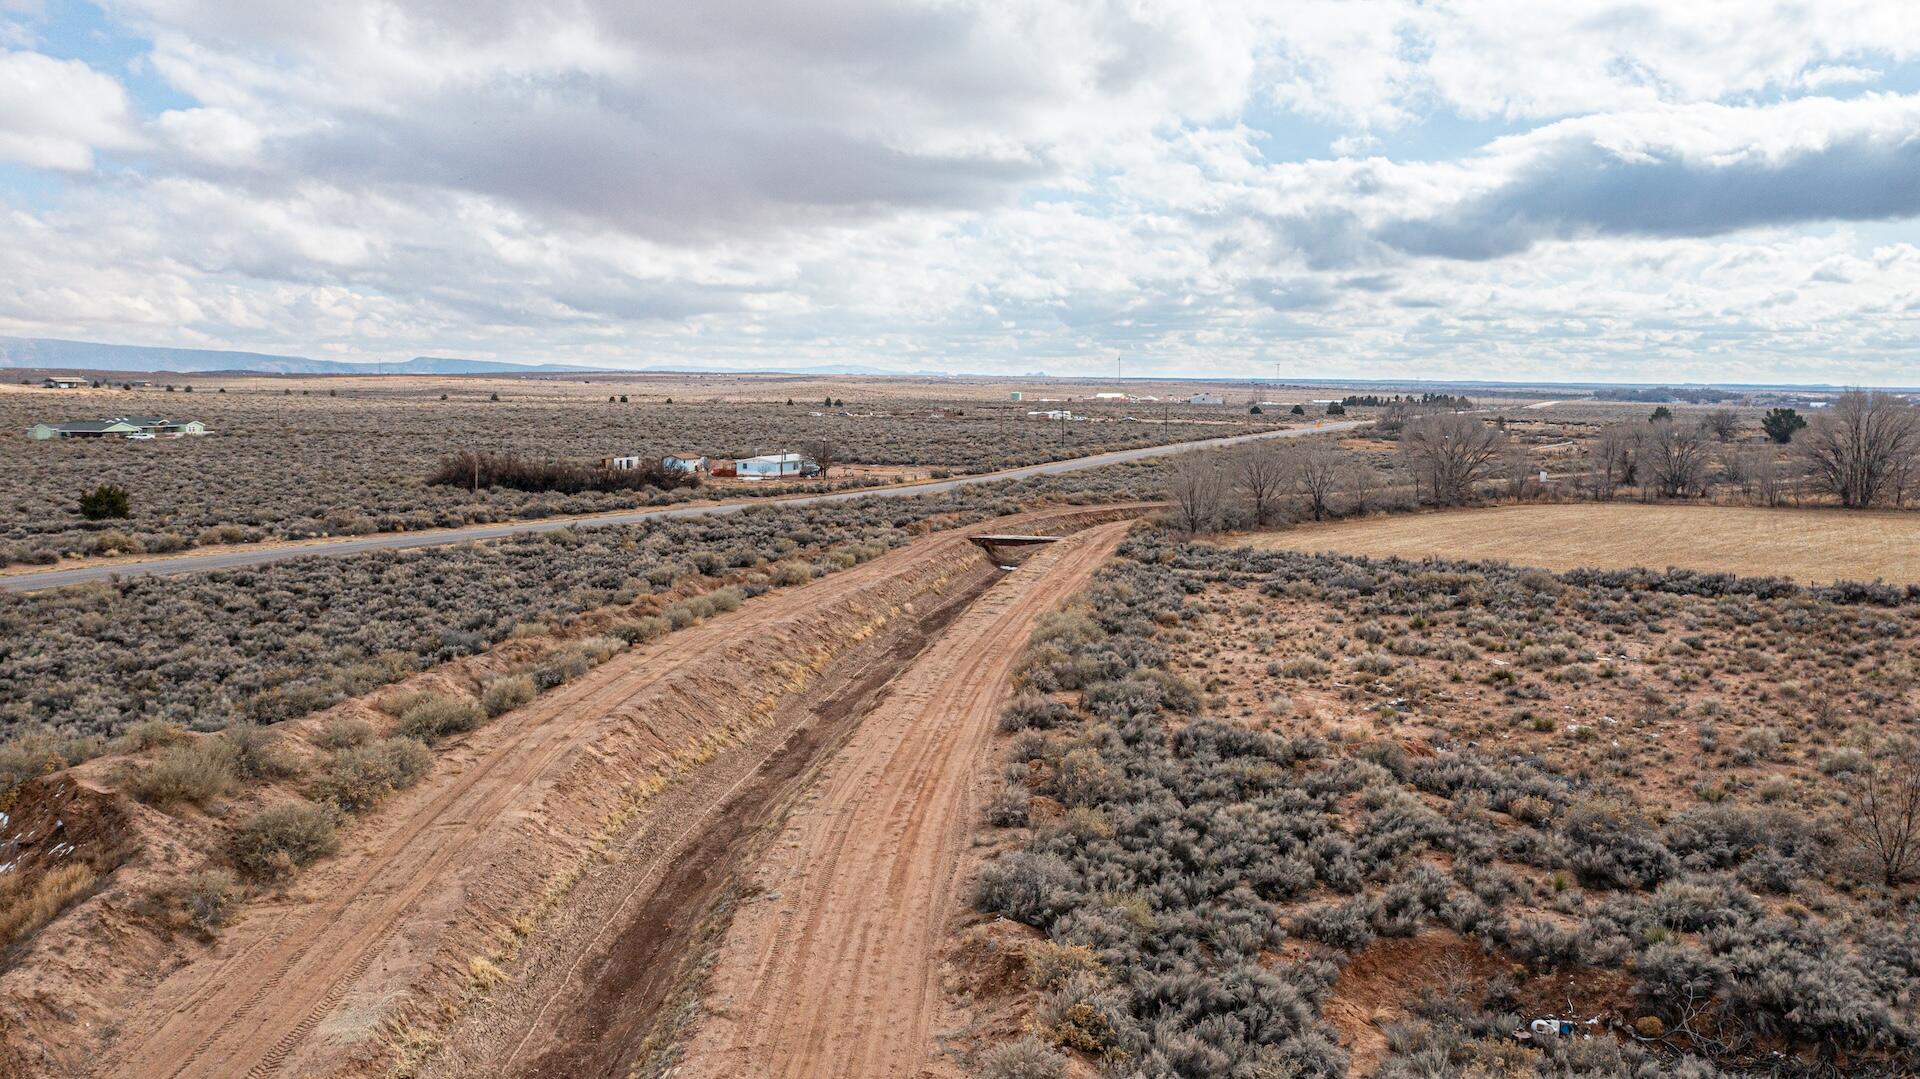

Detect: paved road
[1,420,1362,593]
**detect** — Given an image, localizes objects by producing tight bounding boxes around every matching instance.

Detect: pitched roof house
[26,416,209,439]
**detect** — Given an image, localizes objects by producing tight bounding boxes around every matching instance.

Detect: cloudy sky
[3,1,1919,382]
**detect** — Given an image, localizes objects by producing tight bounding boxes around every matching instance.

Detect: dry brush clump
[967,536,1920,1077]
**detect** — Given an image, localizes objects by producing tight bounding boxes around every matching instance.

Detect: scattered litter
[1530,1018,1575,1037]
[1517,1014,1606,1042]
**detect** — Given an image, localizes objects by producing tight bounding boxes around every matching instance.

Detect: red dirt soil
[676,521,1132,1079]
[0,505,1138,1079]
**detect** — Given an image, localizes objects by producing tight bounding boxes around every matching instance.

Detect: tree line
[1164,390,1920,531]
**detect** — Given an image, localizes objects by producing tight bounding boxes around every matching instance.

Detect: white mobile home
[662,452,709,473]
[735,452,818,479]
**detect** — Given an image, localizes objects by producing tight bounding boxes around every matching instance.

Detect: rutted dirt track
[70,506,1132,1079]
[677,521,1131,1079]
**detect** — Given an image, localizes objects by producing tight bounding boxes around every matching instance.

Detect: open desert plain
[3,4,1920,1079]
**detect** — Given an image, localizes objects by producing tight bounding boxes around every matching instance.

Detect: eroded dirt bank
[673,521,1132,1079]
[0,504,1138,1079]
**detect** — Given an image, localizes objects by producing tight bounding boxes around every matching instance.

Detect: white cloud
[0,1,1918,383]
[0,50,142,169]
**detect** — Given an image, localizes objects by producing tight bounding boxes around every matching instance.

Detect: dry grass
[1232,502,1920,584]
[0,863,98,949]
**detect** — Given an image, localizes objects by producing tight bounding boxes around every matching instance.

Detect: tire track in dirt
[676,521,1130,1079]
[86,509,1129,1079]
[483,563,999,1079]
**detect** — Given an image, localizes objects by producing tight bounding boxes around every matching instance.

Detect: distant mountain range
[0,336,920,377]
[3,335,1910,392]
[0,337,615,375]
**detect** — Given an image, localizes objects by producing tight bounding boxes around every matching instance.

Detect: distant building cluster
[597,450,821,479]
[27,415,210,440]
[36,376,152,389]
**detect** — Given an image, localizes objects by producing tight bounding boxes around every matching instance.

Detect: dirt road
[86,509,1124,1079]
[2,421,1355,593]
[676,521,1131,1079]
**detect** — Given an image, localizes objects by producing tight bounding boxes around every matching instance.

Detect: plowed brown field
[1229,502,1920,584]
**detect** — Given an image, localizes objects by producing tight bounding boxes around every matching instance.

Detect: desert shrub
[531,635,624,689]
[613,616,670,644]
[118,719,186,751]
[481,674,537,717]
[973,1034,1067,1079]
[0,731,104,797]
[1350,650,1400,675]
[1294,899,1379,950]
[770,560,814,586]
[218,724,303,780]
[984,784,1030,827]
[311,716,374,750]
[176,868,243,933]
[1559,798,1677,890]
[975,851,1079,925]
[234,800,341,882]
[1027,940,1105,989]
[1000,691,1072,733]
[1279,656,1331,678]
[393,693,484,744]
[195,524,251,546]
[1507,794,1553,824]
[1663,804,1823,881]
[90,529,143,556]
[78,484,131,520]
[129,740,235,806]
[310,737,432,811]
[1081,671,1197,721]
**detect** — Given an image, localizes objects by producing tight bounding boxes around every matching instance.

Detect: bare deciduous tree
[1890,449,1920,508]
[1702,408,1742,442]
[1504,446,1533,499]
[1581,424,1639,500]
[1400,413,1504,505]
[1169,456,1228,533]
[1642,418,1713,498]
[800,437,842,478]
[1798,390,1920,508]
[1748,447,1787,507]
[1288,442,1343,521]
[1842,750,1920,887]
[1344,461,1379,514]
[1728,445,1784,506]
[1236,443,1287,526]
